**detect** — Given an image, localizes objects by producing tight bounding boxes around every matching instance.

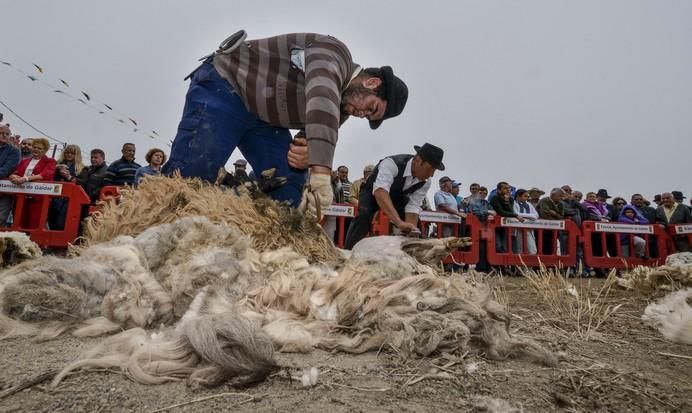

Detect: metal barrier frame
[0,180,91,248]
[582,221,669,268]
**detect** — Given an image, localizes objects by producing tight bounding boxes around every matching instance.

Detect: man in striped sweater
[163,32,408,218]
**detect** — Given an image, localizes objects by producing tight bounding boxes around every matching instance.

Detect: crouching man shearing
[344,143,445,249]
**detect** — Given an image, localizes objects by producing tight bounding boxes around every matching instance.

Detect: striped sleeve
[304,37,351,168]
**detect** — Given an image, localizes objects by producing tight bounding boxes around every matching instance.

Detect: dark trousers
[344,192,405,250]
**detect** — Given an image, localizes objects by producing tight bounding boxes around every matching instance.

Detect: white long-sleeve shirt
[372,157,432,215]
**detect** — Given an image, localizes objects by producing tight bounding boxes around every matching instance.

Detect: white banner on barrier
[501,218,565,230]
[323,204,355,218]
[0,180,63,196]
[594,222,653,234]
[419,211,462,224]
[675,224,692,235]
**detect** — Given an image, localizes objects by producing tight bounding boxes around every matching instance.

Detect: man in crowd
[597,189,613,215]
[561,185,584,227]
[103,143,141,186]
[461,182,480,211]
[344,143,444,249]
[451,181,463,210]
[672,191,691,212]
[19,138,33,159]
[349,164,374,209]
[77,149,109,203]
[632,193,656,223]
[656,192,691,252]
[434,176,466,237]
[0,125,20,226]
[538,188,566,254]
[334,165,352,204]
[528,187,545,208]
[652,194,662,208]
[162,31,408,219]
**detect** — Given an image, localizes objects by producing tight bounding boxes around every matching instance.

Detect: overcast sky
[1,0,690,201]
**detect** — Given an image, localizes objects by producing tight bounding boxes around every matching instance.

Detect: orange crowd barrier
[0,180,90,248]
[484,217,580,267]
[581,221,669,268]
[666,223,692,253]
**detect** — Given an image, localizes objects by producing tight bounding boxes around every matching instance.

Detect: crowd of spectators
[0,123,167,229]
[0,120,689,262]
[323,162,691,269]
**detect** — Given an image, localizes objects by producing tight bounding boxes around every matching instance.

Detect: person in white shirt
[343,143,445,249]
[512,189,539,254]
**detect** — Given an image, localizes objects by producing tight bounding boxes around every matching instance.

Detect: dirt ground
[1,277,690,413]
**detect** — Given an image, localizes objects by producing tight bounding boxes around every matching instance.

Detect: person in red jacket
[8,138,56,229]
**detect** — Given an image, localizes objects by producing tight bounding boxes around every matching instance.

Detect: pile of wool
[0,231,41,267]
[618,252,692,292]
[641,288,692,345]
[83,175,339,263]
[1,216,555,388]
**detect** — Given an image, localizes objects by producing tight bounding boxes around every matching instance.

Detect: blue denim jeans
[162,61,307,206]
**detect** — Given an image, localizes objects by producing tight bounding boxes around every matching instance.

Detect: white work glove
[299,173,333,220]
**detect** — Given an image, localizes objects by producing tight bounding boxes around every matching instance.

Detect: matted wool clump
[618,252,692,292]
[83,175,339,263]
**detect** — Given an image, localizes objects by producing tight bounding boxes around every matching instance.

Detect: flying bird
[32,63,44,73]
[104,104,113,110]
[128,117,137,126]
[59,79,70,87]
[81,92,91,101]
[27,75,38,81]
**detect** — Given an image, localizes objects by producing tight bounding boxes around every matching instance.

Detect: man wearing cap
[344,143,444,249]
[163,32,408,219]
[528,187,545,208]
[434,176,467,237]
[349,164,374,209]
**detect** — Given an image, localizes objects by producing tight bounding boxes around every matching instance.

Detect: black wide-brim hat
[369,66,408,130]
[414,143,445,171]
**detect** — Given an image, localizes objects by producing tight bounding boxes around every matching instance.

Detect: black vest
[360,154,427,213]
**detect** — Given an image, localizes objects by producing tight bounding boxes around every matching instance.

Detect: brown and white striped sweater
[213,33,359,168]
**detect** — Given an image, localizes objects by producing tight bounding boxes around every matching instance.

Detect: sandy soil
[1,278,690,413]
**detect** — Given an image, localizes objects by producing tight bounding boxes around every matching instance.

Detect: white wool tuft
[642,288,692,345]
[301,367,319,387]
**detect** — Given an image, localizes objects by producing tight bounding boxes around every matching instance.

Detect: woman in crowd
[609,197,627,221]
[8,138,56,229]
[134,148,166,186]
[617,204,649,258]
[48,144,86,230]
[512,188,538,254]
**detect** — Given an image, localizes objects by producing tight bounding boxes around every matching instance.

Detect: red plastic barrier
[582,221,669,268]
[666,223,692,253]
[0,180,90,248]
[321,203,356,248]
[418,211,480,265]
[485,217,580,267]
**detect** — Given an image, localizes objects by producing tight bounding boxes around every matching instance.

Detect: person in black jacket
[77,149,109,203]
[489,181,522,253]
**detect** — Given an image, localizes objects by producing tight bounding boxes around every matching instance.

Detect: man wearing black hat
[596,189,614,215]
[343,143,444,249]
[163,31,408,219]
